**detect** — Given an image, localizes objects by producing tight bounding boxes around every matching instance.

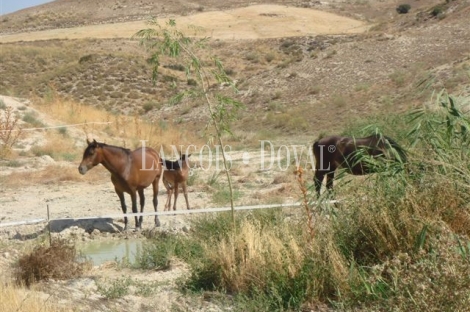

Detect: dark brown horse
[312,134,406,196]
[78,139,163,230]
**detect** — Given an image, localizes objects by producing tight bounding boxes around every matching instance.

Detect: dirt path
[0,5,370,43]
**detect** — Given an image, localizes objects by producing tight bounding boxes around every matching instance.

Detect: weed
[354,82,370,92]
[134,280,168,297]
[211,187,242,205]
[389,70,406,87]
[135,232,203,271]
[308,85,321,95]
[57,126,67,136]
[96,276,132,299]
[22,111,45,128]
[244,52,259,63]
[206,171,221,186]
[142,101,159,112]
[5,159,22,167]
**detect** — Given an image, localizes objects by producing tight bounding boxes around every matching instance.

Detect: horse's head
[78,139,103,175]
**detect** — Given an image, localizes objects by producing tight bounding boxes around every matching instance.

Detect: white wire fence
[0,201,339,229]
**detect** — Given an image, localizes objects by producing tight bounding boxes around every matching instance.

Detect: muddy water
[79,239,143,266]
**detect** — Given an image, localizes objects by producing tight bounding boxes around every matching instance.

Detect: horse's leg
[314,170,325,197]
[165,186,172,212]
[326,171,335,195]
[115,189,128,231]
[172,182,179,211]
[138,189,145,230]
[182,183,190,210]
[130,191,139,230]
[152,179,161,227]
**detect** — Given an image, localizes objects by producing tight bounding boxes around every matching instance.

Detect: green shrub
[187,78,198,86]
[22,111,45,128]
[142,101,160,112]
[78,54,94,64]
[96,276,132,299]
[396,4,411,14]
[431,5,444,17]
[134,232,203,271]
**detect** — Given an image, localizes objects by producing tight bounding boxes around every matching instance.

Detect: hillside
[1,0,469,141]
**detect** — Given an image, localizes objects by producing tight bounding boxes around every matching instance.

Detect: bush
[396,4,411,14]
[0,106,22,156]
[431,5,444,17]
[142,101,160,112]
[15,240,89,287]
[78,54,94,64]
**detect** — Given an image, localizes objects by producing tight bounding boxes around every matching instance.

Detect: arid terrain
[1,0,470,311]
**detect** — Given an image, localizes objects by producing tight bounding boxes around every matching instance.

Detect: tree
[134,19,244,228]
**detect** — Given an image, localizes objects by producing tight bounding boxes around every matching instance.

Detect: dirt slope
[0,4,370,43]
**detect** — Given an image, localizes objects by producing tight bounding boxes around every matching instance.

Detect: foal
[162,154,191,211]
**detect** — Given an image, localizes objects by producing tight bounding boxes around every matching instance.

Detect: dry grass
[204,218,305,293]
[0,282,73,312]
[32,94,203,150]
[0,165,97,188]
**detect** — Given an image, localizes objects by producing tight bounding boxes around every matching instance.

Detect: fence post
[47,204,51,246]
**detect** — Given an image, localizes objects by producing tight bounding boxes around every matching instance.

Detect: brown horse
[78,139,162,230]
[312,134,406,196]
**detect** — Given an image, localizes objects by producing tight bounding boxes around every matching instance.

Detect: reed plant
[135,91,470,311]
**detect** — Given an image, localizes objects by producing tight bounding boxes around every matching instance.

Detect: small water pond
[79,238,144,266]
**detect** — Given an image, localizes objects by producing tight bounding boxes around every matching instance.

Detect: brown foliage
[15,240,90,287]
[0,106,22,157]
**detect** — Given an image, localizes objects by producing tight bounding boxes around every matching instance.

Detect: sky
[0,0,54,15]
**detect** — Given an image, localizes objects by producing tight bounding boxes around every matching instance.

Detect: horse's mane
[163,158,182,170]
[162,154,189,170]
[97,142,132,155]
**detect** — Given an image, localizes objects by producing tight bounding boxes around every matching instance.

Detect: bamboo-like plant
[407,90,470,181]
[133,19,244,227]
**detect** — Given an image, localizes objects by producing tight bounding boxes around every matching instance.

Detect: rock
[49,218,121,234]
[39,155,55,163]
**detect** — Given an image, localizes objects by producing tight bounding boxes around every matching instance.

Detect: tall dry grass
[207,218,305,293]
[0,283,73,312]
[31,92,203,152]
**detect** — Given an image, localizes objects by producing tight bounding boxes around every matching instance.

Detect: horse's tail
[384,136,407,163]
